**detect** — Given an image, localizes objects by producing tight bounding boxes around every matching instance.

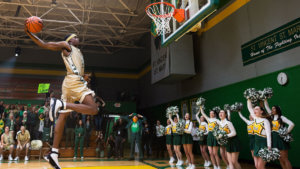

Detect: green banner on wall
[241,17,300,65]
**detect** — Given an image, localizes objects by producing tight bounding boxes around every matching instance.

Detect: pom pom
[223,104,230,111]
[196,97,206,106]
[176,119,185,134]
[212,106,221,114]
[258,147,280,162]
[263,87,273,99]
[230,102,243,112]
[244,88,259,103]
[157,126,165,136]
[196,129,205,141]
[278,127,294,143]
[165,106,180,118]
[212,127,228,146]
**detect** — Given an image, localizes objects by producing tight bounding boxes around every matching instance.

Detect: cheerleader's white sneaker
[190,164,196,169]
[169,157,175,164]
[207,161,212,167]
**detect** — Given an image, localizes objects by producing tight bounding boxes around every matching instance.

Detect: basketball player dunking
[25,21,98,169]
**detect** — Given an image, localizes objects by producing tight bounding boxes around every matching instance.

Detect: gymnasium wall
[0,47,148,72]
[138,0,300,108]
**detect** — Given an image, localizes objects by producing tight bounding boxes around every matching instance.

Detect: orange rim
[145,2,175,18]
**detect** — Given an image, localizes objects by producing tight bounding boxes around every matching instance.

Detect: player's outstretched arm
[24,22,70,52]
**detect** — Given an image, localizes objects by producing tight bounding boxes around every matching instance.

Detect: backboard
[159,0,221,47]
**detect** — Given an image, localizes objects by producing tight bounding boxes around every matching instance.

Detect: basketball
[26,16,43,33]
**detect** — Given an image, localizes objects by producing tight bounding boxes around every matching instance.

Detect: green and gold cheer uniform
[172,124,182,145]
[271,115,294,150]
[219,120,240,153]
[165,124,173,145]
[182,120,193,144]
[207,119,219,147]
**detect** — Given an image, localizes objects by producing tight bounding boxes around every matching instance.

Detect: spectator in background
[95,131,105,158]
[94,98,105,136]
[155,120,165,159]
[38,113,44,140]
[43,110,52,143]
[20,106,27,117]
[124,113,146,161]
[6,113,15,135]
[191,121,200,154]
[15,125,31,161]
[0,114,5,135]
[113,118,127,159]
[20,111,30,129]
[29,106,39,140]
[106,134,115,159]
[142,122,152,159]
[11,105,19,118]
[74,119,85,160]
[0,126,15,161]
[85,115,93,147]
[65,111,76,148]
[4,105,10,119]
[0,101,5,117]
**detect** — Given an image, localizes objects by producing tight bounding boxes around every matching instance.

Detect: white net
[146,2,175,36]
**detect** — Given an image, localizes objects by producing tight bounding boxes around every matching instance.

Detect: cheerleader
[182,113,195,169]
[264,100,295,169]
[169,113,184,166]
[238,111,256,166]
[247,99,271,169]
[196,112,211,167]
[219,110,241,169]
[165,119,175,164]
[199,106,221,169]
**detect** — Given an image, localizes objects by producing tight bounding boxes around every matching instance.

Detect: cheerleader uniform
[182,120,193,144]
[271,115,294,150]
[206,119,219,147]
[247,100,272,156]
[219,119,240,152]
[172,123,182,145]
[165,124,173,145]
[199,122,208,145]
[238,112,255,150]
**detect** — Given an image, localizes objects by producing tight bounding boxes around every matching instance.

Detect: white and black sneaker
[49,98,65,122]
[44,150,61,169]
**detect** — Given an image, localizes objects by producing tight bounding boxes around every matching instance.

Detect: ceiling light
[15,47,21,57]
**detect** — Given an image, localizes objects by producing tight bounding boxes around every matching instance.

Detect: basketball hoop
[146,2,175,36]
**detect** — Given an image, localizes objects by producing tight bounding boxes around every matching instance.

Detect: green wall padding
[142,65,300,167]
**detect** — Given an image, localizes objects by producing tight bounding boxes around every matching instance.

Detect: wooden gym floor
[0,157,280,169]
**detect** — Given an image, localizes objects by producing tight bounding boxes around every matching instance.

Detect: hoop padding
[146,2,175,36]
